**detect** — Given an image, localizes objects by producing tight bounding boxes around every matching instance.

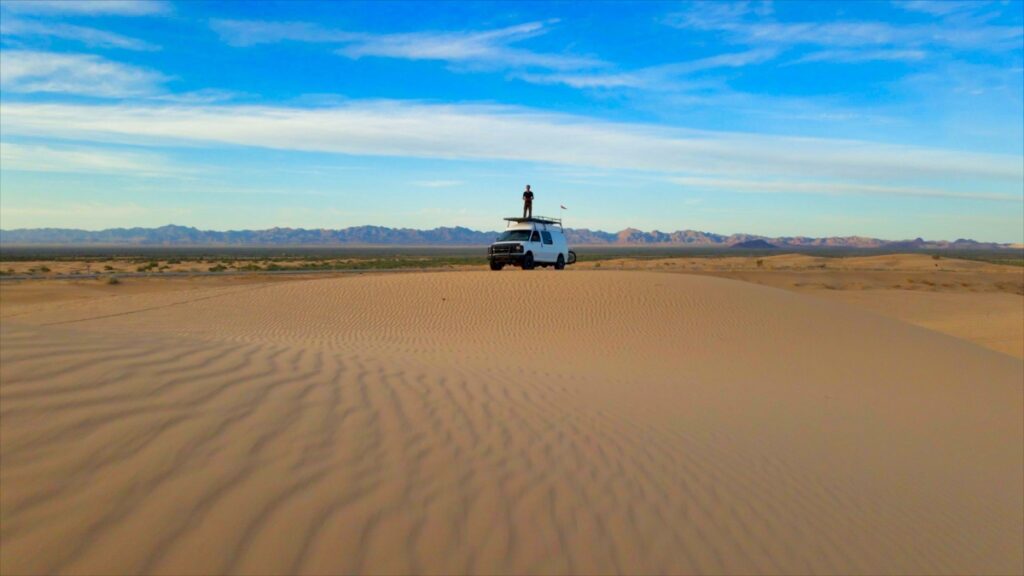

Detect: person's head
[525,185,531,191]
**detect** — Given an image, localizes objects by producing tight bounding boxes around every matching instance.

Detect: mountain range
[0,224,1017,250]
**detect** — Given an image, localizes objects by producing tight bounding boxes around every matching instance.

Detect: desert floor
[1,262,1022,574]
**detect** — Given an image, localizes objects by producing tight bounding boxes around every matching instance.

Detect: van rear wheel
[555,254,565,270]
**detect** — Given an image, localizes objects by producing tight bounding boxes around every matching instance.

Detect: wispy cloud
[894,1,987,18]
[0,50,167,97]
[0,0,171,16]
[338,21,601,70]
[209,19,359,47]
[0,141,178,176]
[2,101,1019,193]
[514,70,645,89]
[211,19,603,71]
[0,16,158,50]
[149,88,245,104]
[667,1,1023,53]
[516,48,777,89]
[792,49,928,65]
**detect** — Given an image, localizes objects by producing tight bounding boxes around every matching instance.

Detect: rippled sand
[2,271,1021,574]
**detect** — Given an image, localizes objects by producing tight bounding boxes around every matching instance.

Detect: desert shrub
[208,264,228,272]
[932,254,941,260]
[167,259,182,264]
[38,266,51,273]
[106,276,121,285]
[104,265,114,271]
[756,259,764,268]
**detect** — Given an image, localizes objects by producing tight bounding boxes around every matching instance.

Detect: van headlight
[514,244,524,253]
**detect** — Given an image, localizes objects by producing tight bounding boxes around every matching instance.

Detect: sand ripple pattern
[2,271,1021,574]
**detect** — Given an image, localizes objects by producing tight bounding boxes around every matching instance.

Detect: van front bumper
[489,254,526,265]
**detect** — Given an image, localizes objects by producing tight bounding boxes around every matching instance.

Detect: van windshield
[496,230,532,242]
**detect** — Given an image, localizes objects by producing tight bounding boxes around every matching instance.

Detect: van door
[540,229,556,263]
[529,229,544,261]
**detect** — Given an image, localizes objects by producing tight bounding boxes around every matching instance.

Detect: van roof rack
[503,216,562,226]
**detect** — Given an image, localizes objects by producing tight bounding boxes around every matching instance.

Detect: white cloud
[211,19,603,71]
[667,2,1023,52]
[0,142,178,176]
[150,88,244,104]
[670,176,1021,202]
[0,17,158,50]
[791,49,928,65]
[209,19,359,47]
[0,50,167,97]
[516,48,778,89]
[514,70,645,89]
[0,0,171,16]
[2,101,1020,194]
[894,1,992,18]
[338,21,601,70]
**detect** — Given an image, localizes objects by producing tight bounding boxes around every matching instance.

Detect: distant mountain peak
[0,225,1015,250]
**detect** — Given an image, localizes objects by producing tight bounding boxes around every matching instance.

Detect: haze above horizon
[1,0,1022,242]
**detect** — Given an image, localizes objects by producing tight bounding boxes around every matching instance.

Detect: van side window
[541,231,553,245]
[531,231,541,243]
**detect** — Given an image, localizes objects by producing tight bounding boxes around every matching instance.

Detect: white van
[487,216,577,270]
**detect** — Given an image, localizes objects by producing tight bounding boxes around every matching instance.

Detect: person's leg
[523,203,528,218]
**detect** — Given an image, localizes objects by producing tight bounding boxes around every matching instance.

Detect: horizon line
[1,223,1021,246]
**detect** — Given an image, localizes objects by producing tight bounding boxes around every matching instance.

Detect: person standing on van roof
[522,185,534,218]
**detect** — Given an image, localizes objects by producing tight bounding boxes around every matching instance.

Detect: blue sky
[0,0,1022,241]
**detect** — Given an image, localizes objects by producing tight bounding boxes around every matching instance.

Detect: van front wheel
[489,260,503,271]
[522,253,535,270]
[555,254,565,270]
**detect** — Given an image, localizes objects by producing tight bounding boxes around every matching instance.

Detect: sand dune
[2,271,1021,574]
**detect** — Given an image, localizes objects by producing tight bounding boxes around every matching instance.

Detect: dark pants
[523,202,532,218]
